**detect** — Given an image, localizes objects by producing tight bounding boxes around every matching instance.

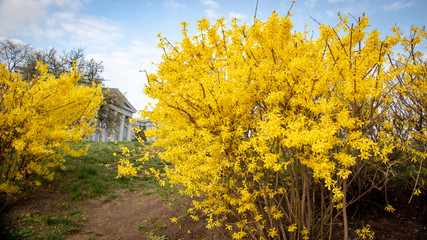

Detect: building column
[126,117,132,141]
[127,128,132,141]
[118,113,124,141]
[104,128,108,142]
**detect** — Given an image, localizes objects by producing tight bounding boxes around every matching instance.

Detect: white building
[88,88,137,142]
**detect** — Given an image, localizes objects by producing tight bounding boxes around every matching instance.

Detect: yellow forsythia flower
[414,188,421,196]
[355,225,375,239]
[385,204,396,213]
[288,223,297,232]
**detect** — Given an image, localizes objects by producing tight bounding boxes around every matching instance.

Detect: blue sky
[1,0,426,113]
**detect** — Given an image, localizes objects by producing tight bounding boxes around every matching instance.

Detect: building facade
[88,88,137,142]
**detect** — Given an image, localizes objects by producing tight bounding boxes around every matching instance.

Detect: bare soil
[0,182,230,240]
[1,183,426,239]
[344,188,427,240]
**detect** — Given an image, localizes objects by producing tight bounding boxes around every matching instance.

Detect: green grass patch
[45,214,74,226]
[104,193,120,202]
[59,141,160,200]
[3,212,83,240]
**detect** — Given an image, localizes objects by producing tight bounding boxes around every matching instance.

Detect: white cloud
[162,0,186,9]
[384,1,414,11]
[51,0,83,11]
[229,12,247,20]
[61,16,122,48]
[326,10,336,18]
[0,0,49,36]
[336,7,355,15]
[0,0,85,36]
[0,0,121,49]
[202,0,218,8]
[39,11,122,49]
[305,0,318,8]
[328,0,345,3]
[205,9,218,18]
[202,0,219,19]
[88,41,161,112]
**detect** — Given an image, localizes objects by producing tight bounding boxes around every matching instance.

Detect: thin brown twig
[287,1,294,18]
[254,0,259,22]
[408,158,424,203]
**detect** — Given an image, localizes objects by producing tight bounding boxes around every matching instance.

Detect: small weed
[45,214,73,226]
[69,210,83,217]
[138,224,148,232]
[137,217,167,237]
[138,178,157,191]
[6,226,34,239]
[85,231,103,238]
[70,190,84,200]
[57,202,69,210]
[20,214,43,225]
[146,217,164,230]
[41,230,66,240]
[105,193,120,202]
[148,234,168,240]
[148,217,159,224]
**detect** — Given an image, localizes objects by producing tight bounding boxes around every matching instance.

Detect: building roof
[105,88,137,115]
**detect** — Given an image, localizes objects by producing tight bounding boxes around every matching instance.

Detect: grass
[4,211,84,240]
[57,141,164,200]
[138,217,169,240]
[2,141,171,240]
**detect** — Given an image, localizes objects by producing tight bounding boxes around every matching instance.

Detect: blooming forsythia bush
[0,62,103,194]
[120,12,426,239]
[389,26,427,199]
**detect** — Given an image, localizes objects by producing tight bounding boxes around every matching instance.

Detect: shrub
[0,62,102,195]
[122,12,426,239]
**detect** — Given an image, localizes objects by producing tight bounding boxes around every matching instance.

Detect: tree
[21,47,103,86]
[0,62,103,197]
[0,38,33,72]
[0,40,123,136]
[121,12,426,240]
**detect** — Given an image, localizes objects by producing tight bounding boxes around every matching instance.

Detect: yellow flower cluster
[0,62,103,193]
[355,225,375,239]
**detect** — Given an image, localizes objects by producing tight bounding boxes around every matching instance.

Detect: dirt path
[2,184,425,239]
[1,187,230,240]
[67,190,230,239]
[66,190,169,240]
